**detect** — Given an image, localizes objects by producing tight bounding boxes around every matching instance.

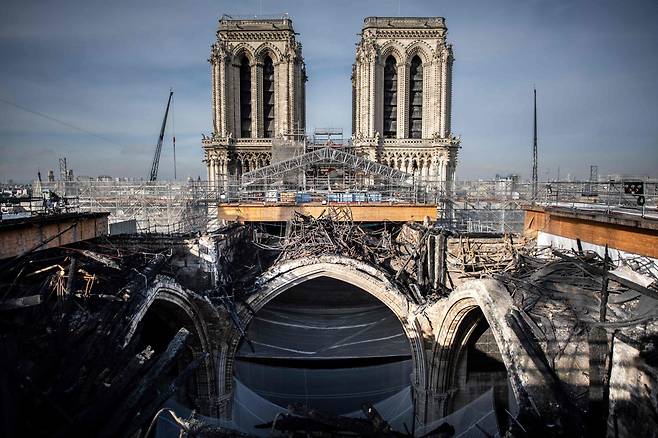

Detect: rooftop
[0,211,109,231]
[218,15,294,33]
[526,205,658,231]
[363,16,446,30]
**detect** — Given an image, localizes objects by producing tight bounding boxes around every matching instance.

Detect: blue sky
[1,0,657,182]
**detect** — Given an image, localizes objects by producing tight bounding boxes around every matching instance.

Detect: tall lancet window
[383,56,398,139]
[239,56,252,138]
[409,56,423,139]
[263,56,275,138]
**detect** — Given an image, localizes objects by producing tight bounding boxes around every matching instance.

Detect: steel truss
[241,147,412,186]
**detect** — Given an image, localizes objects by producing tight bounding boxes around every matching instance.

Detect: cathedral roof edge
[363,16,446,30]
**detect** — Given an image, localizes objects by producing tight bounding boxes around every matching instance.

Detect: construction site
[2,12,658,438]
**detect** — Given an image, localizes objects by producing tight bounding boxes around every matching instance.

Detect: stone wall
[0,212,108,260]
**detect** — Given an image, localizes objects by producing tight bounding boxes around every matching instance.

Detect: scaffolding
[30,176,657,235]
[312,128,345,146]
[35,180,209,233]
[241,147,412,186]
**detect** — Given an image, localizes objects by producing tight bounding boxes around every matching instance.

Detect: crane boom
[149,90,173,181]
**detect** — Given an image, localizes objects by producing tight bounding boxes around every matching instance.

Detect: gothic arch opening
[429,297,519,434]
[408,55,423,139]
[262,55,275,138]
[137,296,210,409]
[239,56,252,138]
[232,276,414,433]
[383,55,398,138]
[448,308,515,428]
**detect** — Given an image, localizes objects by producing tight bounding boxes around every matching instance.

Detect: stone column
[446,163,456,195]
[288,58,295,135]
[439,47,454,138]
[208,157,216,185]
[214,160,221,189]
[361,59,370,138]
[351,64,357,135]
[211,55,220,134]
[429,58,439,138]
[425,389,452,424]
[224,161,229,192]
[369,58,376,137]
[439,54,447,138]
[219,55,227,137]
[445,51,453,136]
[397,61,408,139]
[357,61,364,137]
[297,66,306,131]
[277,59,289,136]
[273,61,280,136]
[442,159,451,194]
[428,157,438,187]
[253,61,263,137]
[295,59,301,131]
[421,60,429,139]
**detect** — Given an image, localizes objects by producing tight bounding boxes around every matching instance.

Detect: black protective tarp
[233,277,413,431]
[237,277,411,359]
[238,304,410,359]
[234,359,413,414]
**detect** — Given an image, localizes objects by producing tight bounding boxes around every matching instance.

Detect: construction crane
[149,90,174,181]
[532,87,538,199]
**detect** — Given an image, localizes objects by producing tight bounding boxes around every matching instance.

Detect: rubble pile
[248,209,456,303]
[495,246,658,437]
[0,237,205,437]
[2,212,657,437]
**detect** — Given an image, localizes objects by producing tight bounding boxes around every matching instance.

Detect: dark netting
[416,388,501,438]
[231,378,413,436]
[234,359,413,413]
[237,277,411,359]
[237,304,410,359]
[229,277,415,435]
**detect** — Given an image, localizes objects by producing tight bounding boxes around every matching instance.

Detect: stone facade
[202,17,307,189]
[202,15,460,191]
[352,17,460,186]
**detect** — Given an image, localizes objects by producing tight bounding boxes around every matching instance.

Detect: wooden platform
[524,206,658,258]
[216,203,437,223]
[0,212,109,260]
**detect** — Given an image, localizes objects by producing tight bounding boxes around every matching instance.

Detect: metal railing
[22,178,656,234]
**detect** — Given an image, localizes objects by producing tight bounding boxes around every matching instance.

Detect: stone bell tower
[352,17,460,186]
[202,16,307,190]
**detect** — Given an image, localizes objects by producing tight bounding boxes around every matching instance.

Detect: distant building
[495,174,519,198]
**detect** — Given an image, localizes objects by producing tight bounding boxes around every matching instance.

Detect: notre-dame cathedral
[202,16,460,190]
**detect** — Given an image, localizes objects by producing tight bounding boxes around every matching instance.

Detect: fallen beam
[0,294,42,310]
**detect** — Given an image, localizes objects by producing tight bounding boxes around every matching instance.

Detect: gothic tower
[203,16,307,189]
[352,17,460,186]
